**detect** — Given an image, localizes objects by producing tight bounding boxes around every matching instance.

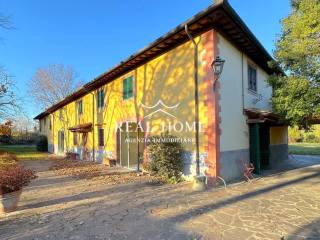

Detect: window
[49,119,52,130]
[59,109,63,120]
[98,128,104,147]
[73,132,78,145]
[77,100,83,116]
[39,121,42,132]
[123,76,133,100]
[248,64,257,92]
[97,88,105,109]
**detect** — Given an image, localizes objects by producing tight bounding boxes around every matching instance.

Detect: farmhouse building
[35,0,288,183]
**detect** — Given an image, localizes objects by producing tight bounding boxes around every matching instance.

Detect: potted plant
[66,151,78,160]
[0,165,36,215]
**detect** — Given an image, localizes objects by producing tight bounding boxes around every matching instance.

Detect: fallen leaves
[50,158,165,185]
[50,158,103,179]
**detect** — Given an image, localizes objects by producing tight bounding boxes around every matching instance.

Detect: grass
[289,142,320,155]
[0,145,49,160]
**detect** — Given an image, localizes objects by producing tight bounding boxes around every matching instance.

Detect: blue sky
[0,0,291,118]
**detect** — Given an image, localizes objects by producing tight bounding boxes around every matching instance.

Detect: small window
[98,128,104,147]
[59,109,63,120]
[39,121,42,132]
[77,100,83,116]
[49,119,52,130]
[97,88,105,109]
[73,132,78,145]
[123,76,133,100]
[248,64,257,92]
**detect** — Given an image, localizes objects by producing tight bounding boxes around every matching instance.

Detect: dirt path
[0,158,320,240]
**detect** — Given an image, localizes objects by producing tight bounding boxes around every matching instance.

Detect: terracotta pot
[0,189,22,216]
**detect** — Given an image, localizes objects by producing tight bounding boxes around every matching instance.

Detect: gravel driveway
[0,156,319,240]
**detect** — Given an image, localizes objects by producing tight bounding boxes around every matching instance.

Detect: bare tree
[0,12,13,43]
[0,12,19,122]
[29,64,81,109]
[0,13,13,30]
[0,69,20,121]
[12,115,35,133]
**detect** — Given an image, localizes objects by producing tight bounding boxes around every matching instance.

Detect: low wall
[269,144,288,166]
[219,148,249,182]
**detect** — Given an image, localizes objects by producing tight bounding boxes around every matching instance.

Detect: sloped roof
[35,0,280,120]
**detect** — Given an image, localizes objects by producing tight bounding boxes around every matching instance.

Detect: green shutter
[101,89,104,107]
[123,78,127,99]
[97,90,100,108]
[127,76,133,98]
[78,100,83,115]
[123,76,133,100]
[97,90,102,108]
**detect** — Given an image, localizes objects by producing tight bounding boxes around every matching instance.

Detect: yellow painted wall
[43,30,213,159]
[270,126,288,145]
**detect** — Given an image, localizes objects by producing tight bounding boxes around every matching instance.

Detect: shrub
[146,134,184,183]
[0,152,18,168]
[36,135,48,152]
[288,126,304,143]
[141,161,157,173]
[288,125,320,143]
[305,133,319,143]
[0,165,37,194]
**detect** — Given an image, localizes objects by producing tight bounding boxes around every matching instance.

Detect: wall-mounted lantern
[211,56,225,81]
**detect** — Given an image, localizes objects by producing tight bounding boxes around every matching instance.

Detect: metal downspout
[185,25,200,176]
[84,89,95,162]
[91,92,95,161]
[241,52,245,112]
[52,114,54,153]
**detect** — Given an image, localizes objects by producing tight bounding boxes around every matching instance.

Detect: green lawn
[289,143,320,155]
[0,145,49,160]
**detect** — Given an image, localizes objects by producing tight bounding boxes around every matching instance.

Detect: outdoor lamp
[211,56,225,80]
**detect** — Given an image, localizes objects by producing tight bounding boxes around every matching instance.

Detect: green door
[249,123,270,174]
[249,123,261,174]
[260,124,270,167]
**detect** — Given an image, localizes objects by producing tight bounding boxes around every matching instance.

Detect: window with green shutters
[59,109,63,120]
[77,100,83,116]
[123,76,133,100]
[97,88,105,109]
